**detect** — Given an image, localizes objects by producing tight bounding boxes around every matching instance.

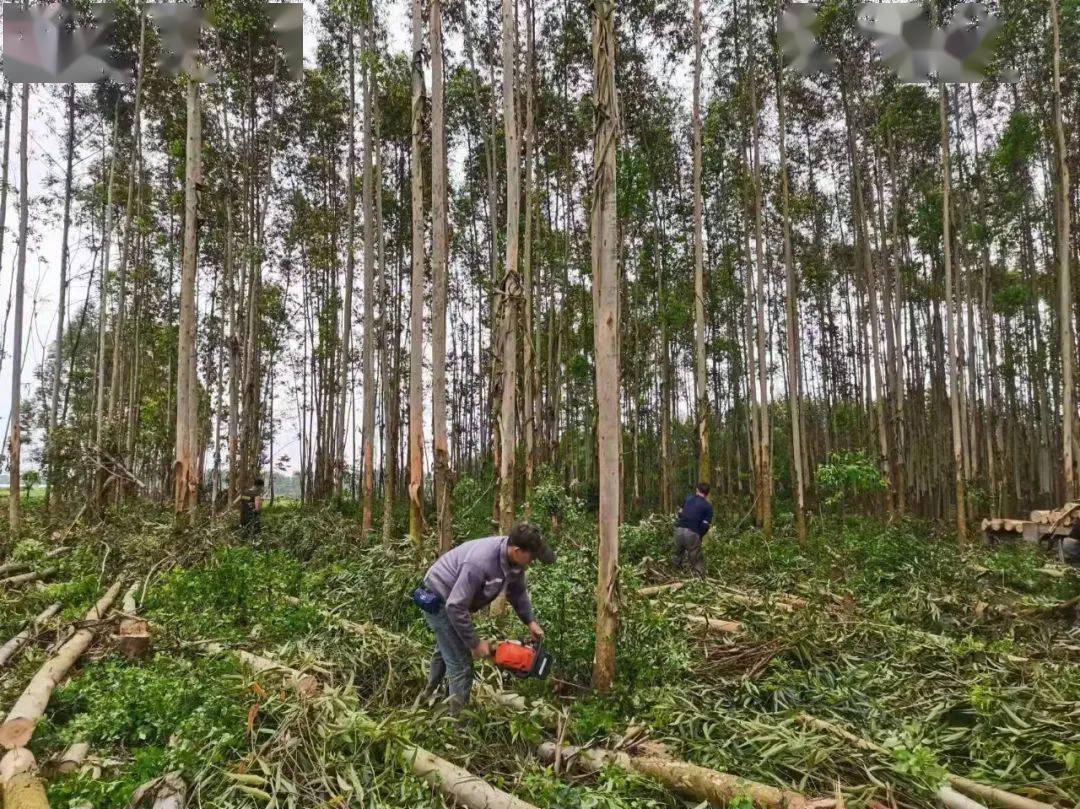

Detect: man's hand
[528,621,545,642]
[472,640,492,659]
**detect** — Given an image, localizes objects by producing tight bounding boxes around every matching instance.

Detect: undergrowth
[0,491,1075,808]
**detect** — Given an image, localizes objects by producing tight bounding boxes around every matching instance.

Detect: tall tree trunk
[775,30,807,544]
[840,74,894,519]
[938,70,968,542]
[656,207,673,514]
[361,11,377,536]
[1050,0,1074,498]
[7,78,29,531]
[408,0,427,544]
[748,48,772,538]
[590,0,619,694]
[337,16,358,501]
[0,83,11,319]
[45,84,76,513]
[692,0,710,485]
[431,0,453,552]
[498,0,522,534]
[522,0,538,501]
[174,78,202,517]
[107,13,146,438]
[93,105,120,512]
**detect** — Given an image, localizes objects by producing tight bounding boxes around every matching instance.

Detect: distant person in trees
[412,523,554,716]
[672,482,713,578]
[236,477,265,537]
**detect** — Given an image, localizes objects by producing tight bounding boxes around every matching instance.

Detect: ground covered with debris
[1,489,1077,808]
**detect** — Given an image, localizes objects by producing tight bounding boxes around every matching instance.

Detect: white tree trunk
[497,0,522,534]
[590,0,619,693]
[431,0,452,553]
[8,77,29,530]
[408,0,426,543]
[174,78,202,515]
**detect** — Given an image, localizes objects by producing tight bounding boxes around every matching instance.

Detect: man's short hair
[508,522,556,564]
[254,477,265,487]
[696,482,711,496]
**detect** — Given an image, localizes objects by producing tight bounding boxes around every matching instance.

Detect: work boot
[413,683,444,709]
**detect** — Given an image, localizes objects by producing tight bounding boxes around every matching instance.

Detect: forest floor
[0,487,1078,809]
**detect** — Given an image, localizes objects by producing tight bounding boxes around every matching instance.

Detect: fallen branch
[687,614,742,634]
[794,714,1055,809]
[637,582,684,597]
[402,744,539,809]
[0,561,30,576]
[0,603,62,668]
[287,596,559,723]
[0,577,125,750]
[539,742,815,809]
[0,568,57,587]
[0,747,50,809]
[201,643,319,697]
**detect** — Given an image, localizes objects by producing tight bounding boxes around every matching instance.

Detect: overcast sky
[0,0,417,473]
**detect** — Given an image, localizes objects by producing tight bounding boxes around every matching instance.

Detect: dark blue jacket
[676,494,713,537]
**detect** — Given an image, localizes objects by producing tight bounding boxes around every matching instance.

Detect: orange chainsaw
[492,639,552,680]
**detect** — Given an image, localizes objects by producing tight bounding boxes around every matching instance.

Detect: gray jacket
[422,536,535,649]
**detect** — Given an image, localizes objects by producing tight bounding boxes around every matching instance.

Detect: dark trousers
[672,526,705,577]
[423,605,474,714]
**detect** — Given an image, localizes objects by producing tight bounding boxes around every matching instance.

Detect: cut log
[0,568,57,587]
[945,779,1057,809]
[122,583,140,614]
[402,744,539,809]
[539,743,812,809]
[57,742,88,775]
[687,614,742,634]
[0,748,50,809]
[795,715,1055,809]
[202,643,319,697]
[0,561,30,576]
[0,603,62,668]
[0,577,124,750]
[938,785,990,809]
[638,582,684,597]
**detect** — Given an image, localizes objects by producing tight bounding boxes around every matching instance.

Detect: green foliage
[816,451,887,507]
[145,546,318,642]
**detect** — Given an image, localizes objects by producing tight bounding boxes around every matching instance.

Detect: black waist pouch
[412,585,443,614]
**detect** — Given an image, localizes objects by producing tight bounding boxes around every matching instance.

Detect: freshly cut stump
[402,744,539,809]
[0,748,50,809]
[540,743,812,809]
[0,603,62,668]
[0,578,124,750]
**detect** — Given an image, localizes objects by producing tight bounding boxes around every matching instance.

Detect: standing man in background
[236,477,265,536]
[672,482,713,578]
